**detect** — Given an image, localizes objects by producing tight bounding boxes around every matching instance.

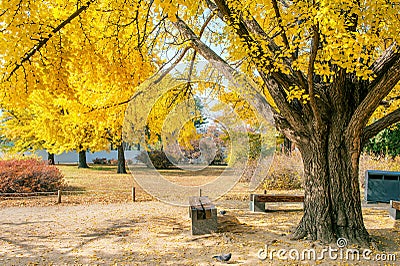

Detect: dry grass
[0,164,236,206]
[1,154,399,208]
[262,151,304,190]
[60,165,135,191]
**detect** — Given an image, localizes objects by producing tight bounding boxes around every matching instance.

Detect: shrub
[262,152,304,190]
[0,159,66,193]
[93,158,107,165]
[94,158,134,166]
[136,150,173,169]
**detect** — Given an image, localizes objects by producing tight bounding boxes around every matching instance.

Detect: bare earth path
[0,201,399,265]
[1,201,262,266]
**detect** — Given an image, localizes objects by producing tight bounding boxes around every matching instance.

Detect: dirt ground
[0,199,399,266]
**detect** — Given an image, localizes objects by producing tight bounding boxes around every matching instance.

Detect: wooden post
[264,190,267,194]
[132,187,136,202]
[199,188,202,197]
[57,190,62,204]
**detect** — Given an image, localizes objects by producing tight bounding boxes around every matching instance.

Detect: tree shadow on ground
[0,218,140,265]
[368,220,400,253]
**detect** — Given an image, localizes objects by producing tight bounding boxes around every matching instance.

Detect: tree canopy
[0,0,155,154]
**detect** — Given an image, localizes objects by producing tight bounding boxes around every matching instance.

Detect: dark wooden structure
[250,194,304,212]
[189,196,217,235]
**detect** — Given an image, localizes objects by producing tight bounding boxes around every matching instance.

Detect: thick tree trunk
[78,150,89,168]
[47,152,55,165]
[291,130,370,245]
[117,144,127,174]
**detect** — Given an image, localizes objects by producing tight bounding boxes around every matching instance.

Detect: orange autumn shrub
[0,159,65,193]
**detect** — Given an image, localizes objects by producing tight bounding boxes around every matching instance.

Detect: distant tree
[47,152,55,165]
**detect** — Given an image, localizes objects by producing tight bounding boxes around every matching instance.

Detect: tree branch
[172,15,313,135]
[362,109,400,146]
[208,0,280,52]
[172,16,276,124]
[85,91,144,114]
[154,47,190,84]
[271,0,290,49]
[3,0,95,82]
[214,0,308,90]
[307,24,322,128]
[212,0,298,89]
[154,11,215,84]
[369,43,400,89]
[347,49,400,137]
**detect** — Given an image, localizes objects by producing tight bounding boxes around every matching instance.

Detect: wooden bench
[189,196,217,235]
[389,200,400,220]
[250,193,304,212]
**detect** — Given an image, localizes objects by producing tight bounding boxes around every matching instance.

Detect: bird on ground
[213,253,231,262]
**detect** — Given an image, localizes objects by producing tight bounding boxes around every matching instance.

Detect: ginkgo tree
[0,0,155,171]
[2,0,400,246]
[165,0,400,245]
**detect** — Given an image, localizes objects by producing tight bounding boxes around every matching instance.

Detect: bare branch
[154,10,215,84]
[172,15,311,129]
[154,47,190,84]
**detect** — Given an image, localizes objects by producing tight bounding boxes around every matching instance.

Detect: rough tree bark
[117,144,127,174]
[174,6,400,245]
[78,150,89,168]
[292,118,369,244]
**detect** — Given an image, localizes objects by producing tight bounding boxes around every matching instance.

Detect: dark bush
[0,159,66,193]
[93,158,107,164]
[94,158,134,166]
[136,150,173,169]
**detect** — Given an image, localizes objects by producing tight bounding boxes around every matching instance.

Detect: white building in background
[30,150,142,164]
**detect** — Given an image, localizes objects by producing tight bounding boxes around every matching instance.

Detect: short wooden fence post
[57,190,62,204]
[132,187,136,202]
